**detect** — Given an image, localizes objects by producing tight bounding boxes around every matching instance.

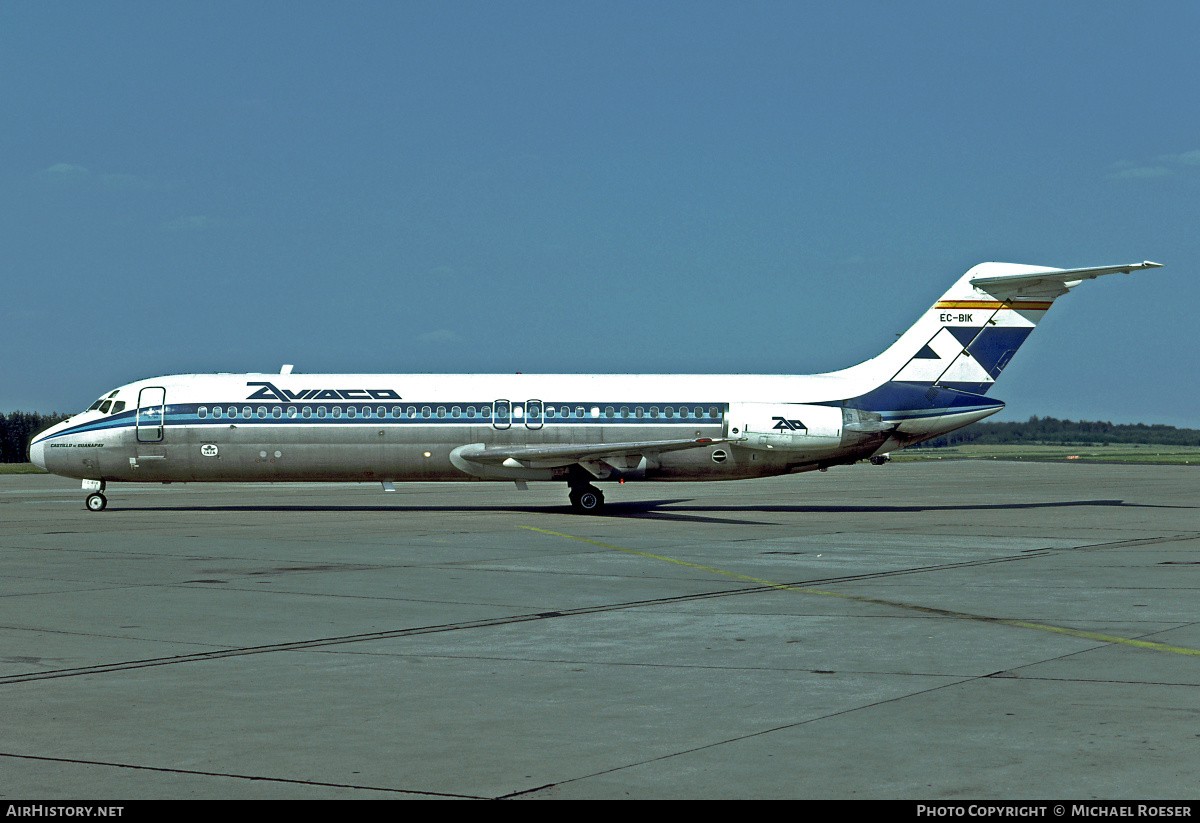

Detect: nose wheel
[85,492,108,512]
[568,484,605,514]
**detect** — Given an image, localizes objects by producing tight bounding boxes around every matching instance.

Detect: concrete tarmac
[1,462,1197,799]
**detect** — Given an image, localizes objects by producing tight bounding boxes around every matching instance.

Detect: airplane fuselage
[33,372,992,487]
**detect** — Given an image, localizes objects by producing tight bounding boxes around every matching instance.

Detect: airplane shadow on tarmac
[112,497,1192,527]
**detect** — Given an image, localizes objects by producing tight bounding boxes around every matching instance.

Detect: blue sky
[3,2,1197,426]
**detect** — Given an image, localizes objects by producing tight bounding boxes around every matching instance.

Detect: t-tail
[832,260,1162,440]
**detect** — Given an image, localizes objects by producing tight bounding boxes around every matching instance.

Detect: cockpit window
[111,401,126,414]
[87,390,121,413]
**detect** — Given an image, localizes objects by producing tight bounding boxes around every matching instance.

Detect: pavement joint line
[0,583,884,684]
[521,526,1200,659]
[502,669,989,795]
[0,751,484,798]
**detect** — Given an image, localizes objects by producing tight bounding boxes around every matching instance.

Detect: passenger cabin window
[199,406,208,419]
[302,406,312,418]
[213,407,222,419]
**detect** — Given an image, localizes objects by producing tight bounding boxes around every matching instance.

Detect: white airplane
[30,260,1161,513]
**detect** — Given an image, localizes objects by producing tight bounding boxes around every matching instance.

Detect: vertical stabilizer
[868,261,1160,396]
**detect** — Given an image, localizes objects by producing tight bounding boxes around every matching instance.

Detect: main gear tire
[569,486,605,514]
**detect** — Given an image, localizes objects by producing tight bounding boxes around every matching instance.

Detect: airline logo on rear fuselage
[772,416,808,432]
[246,381,402,402]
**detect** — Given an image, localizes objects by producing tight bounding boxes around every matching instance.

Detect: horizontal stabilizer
[970,261,1162,299]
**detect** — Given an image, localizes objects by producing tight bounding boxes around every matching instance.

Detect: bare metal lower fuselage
[37,402,941,486]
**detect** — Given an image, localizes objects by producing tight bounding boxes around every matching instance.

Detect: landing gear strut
[568,484,604,514]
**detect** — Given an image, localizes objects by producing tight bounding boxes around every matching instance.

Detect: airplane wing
[970,261,1162,299]
[454,437,726,472]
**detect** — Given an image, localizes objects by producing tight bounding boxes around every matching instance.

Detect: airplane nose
[29,436,46,470]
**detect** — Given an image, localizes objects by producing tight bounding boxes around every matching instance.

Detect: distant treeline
[2,411,1197,462]
[913,415,1200,448]
[0,412,68,463]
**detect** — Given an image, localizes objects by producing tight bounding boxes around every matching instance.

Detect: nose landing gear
[83,480,107,512]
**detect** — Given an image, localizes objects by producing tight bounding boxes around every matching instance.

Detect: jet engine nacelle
[727,402,890,451]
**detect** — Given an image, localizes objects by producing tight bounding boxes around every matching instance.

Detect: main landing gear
[568,483,605,514]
